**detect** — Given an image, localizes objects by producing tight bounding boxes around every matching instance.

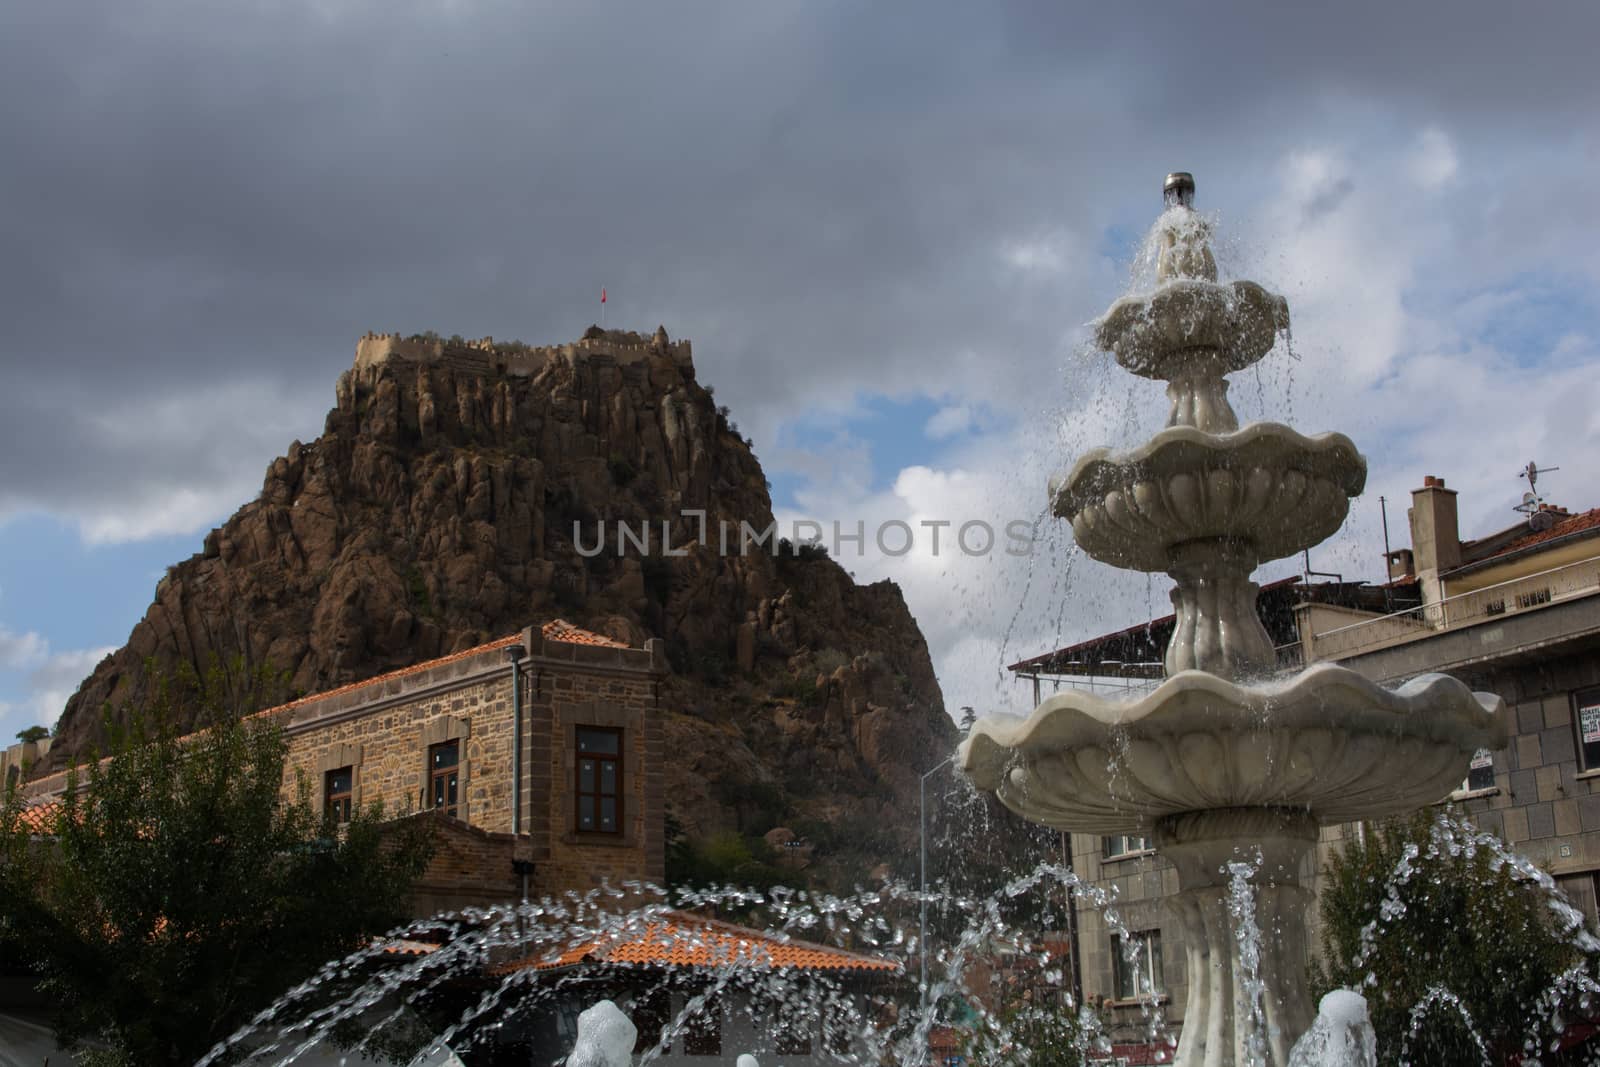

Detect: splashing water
[1226,850,1269,1067]
[194,863,1173,1067]
[1287,990,1377,1067]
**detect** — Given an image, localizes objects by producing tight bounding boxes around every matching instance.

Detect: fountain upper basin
[959,663,1506,834]
[1096,279,1289,379]
[1049,422,1367,571]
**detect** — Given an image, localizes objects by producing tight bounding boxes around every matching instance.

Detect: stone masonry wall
[278,625,668,903]
[523,638,667,891]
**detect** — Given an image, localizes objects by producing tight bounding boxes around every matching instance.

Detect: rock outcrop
[44,328,955,885]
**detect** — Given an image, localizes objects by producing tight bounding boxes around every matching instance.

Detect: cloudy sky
[3,1,1598,741]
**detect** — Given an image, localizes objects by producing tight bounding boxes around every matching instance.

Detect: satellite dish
[1530,510,1556,532]
[1522,491,1538,507]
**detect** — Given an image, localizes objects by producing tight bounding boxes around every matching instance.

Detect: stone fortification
[353,326,694,379]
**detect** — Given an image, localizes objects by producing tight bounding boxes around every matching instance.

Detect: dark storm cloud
[1,0,1596,532]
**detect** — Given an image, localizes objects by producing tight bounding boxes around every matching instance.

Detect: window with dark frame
[323,766,353,824]
[681,1002,721,1056]
[1557,872,1600,933]
[761,994,812,1056]
[1460,749,1495,793]
[1577,689,1600,773]
[576,726,623,834]
[629,988,670,1054]
[773,1013,813,1056]
[823,1001,854,1055]
[429,739,460,818]
[1111,930,1164,1000]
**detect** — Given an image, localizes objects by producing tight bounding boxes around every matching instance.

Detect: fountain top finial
[1164,171,1196,209]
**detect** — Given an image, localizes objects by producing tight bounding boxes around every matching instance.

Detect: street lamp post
[919,752,956,1013]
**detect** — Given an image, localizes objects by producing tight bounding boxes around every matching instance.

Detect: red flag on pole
[601,287,607,304]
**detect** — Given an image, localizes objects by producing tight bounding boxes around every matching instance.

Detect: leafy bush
[0,661,435,1065]
[1309,809,1594,1066]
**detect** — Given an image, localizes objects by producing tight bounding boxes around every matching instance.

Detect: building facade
[1011,474,1600,1047]
[19,618,669,914]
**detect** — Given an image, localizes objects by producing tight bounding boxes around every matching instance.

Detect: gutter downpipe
[506,645,527,835]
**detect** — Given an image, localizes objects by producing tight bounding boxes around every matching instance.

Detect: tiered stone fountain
[960,173,1508,1067]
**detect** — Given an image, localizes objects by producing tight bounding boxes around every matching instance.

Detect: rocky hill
[43,326,957,886]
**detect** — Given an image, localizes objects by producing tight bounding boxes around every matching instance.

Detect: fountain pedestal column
[1165,542,1277,679]
[1156,810,1318,1067]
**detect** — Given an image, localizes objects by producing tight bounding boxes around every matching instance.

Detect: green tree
[14,724,49,743]
[0,662,435,1066]
[1309,808,1594,1066]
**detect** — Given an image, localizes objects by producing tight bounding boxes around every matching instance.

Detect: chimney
[1409,475,1461,579]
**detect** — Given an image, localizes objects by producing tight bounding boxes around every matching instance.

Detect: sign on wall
[1582,700,1600,745]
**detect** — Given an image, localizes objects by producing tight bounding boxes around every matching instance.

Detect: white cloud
[1408,127,1460,190]
[0,632,115,739]
[0,627,48,670]
[924,405,975,440]
[1000,236,1069,274]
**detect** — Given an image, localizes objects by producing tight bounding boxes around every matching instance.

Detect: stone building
[19,618,669,915]
[1008,473,1600,1048]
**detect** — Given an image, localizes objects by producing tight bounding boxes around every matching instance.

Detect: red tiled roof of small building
[23,619,635,800]
[255,620,624,719]
[381,938,442,957]
[1495,507,1600,558]
[258,633,526,718]
[498,911,900,975]
[11,799,64,834]
[542,619,629,648]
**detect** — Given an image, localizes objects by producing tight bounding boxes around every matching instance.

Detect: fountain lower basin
[961,664,1505,1067]
[960,663,1506,832]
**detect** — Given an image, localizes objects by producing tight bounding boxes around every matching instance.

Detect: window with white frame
[1102,834,1152,859]
[1111,930,1164,1000]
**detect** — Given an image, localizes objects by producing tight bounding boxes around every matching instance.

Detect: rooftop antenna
[1515,460,1560,532]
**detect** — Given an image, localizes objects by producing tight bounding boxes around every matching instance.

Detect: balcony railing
[1309,553,1600,661]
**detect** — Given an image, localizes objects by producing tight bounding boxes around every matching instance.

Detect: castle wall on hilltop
[354,329,694,378]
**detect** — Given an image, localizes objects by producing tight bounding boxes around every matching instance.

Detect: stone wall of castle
[353,329,694,380]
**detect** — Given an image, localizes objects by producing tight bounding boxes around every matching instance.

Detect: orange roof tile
[253,620,622,718]
[255,633,525,720]
[499,911,900,975]
[23,619,636,801]
[381,938,442,957]
[542,619,629,648]
[1495,507,1600,558]
[10,799,64,834]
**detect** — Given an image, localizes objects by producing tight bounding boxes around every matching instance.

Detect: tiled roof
[23,618,635,800]
[263,621,624,715]
[542,619,629,648]
[257,620,624,719]
[1495,507,1600,558]
[380,938,441,957]
[499,911,900,975]
[258,633,526,718]
[10,799,64,834]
